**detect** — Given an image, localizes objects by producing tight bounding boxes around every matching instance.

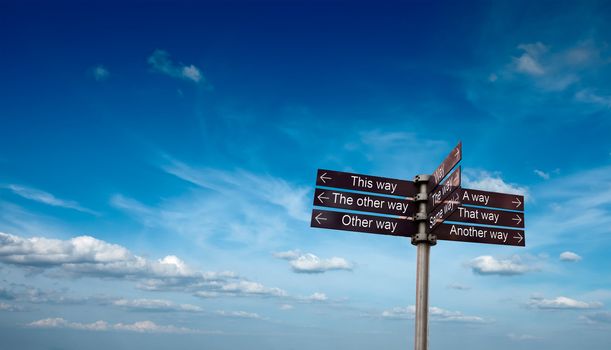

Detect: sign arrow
[314,212,327,225]
[319,172,332,184]
[317,192,329,203]
[512,197,522,209]
[455,147,460,158]
[513,231,523,244]
[512,214,523,225]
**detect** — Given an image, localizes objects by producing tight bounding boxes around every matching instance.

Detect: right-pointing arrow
[319,172,332,184]
[317,192,329,203]
[315,212,327,225]
[513,232,523,244]
[512,197,522,208]
[512,214,522,225]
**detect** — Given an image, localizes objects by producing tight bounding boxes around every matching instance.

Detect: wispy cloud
[534,169,550,180]
[467,255,536,276]
[26,317,218,334]
[381,305,486,323]
[274,250,352,273]
[527,296,602,310]
[507,333,539,341]
[0,302,22,312]
[447,283,470,291]
[216,310,264,320]
[580,311,611,324]
[148,49,205,84]
[90,65,109,81]
[575,89,611,108]
[3,184,98,215]
[112,298,203,313]
[161,159,310,222]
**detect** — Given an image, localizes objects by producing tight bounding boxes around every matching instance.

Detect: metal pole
[412,175,435,350]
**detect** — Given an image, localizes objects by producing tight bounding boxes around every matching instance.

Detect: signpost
[316,169,417,197]
[447,205,524,228]
[433,223,524,246]
[313,188,415,218]
[309,141,526,350]
[427,166,461,211]
[429,141,461,190]
[459,188,524,211]
[311,209,415,237]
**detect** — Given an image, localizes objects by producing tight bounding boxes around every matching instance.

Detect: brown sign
[448,206,524,228]
[433,223,525,246]
[428,189,461,232]
[313,188,414,218]
[428,166,461,211]
[316,169,417,197]
[429,141,461,190]
[311,209,415,237]
[460,188,524,211]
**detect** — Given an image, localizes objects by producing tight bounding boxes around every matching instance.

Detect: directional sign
[313,188,415,218]
[447,205,525,228]
[316,169,417,198]
[429,141,461,190]
[460,188,524,211]
[428,166,461,211]
[433,223,525,247]
[427,189,461,232]
[311,209,416,237]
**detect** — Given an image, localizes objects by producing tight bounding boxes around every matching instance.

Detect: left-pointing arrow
[319,172,332,184]
[315,212,327,225]
[317,192,329,203]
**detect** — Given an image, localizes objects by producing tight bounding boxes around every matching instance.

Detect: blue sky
[1,1,611,349]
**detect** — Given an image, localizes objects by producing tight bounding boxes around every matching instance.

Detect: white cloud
[534,169,550,180]
[279,304,293,310]
[112,298,203,312]
[274,251,353,273]
[514,42,547,76]
[273,250,302,260]
[467,255,534,276]
[0,302,22,312]
[527,296,602,310]
[0,232,287,301]
[289,254,352,273]
[147,49,204,83]
[91,65,109,81]
[216,310,263,319]
[381,305,485,323]
[300,292,327,302]
[27,317,215,334]
[3,184,98,215]
[559,251,582,262]
[463,170,528,197]
[218,281,287,297]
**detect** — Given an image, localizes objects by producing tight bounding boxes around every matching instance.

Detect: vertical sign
[429,141,461,190]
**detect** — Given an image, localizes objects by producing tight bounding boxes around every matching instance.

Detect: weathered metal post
[412,174,436,350]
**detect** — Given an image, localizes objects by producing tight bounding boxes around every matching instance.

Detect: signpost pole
[412,174,435,350]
